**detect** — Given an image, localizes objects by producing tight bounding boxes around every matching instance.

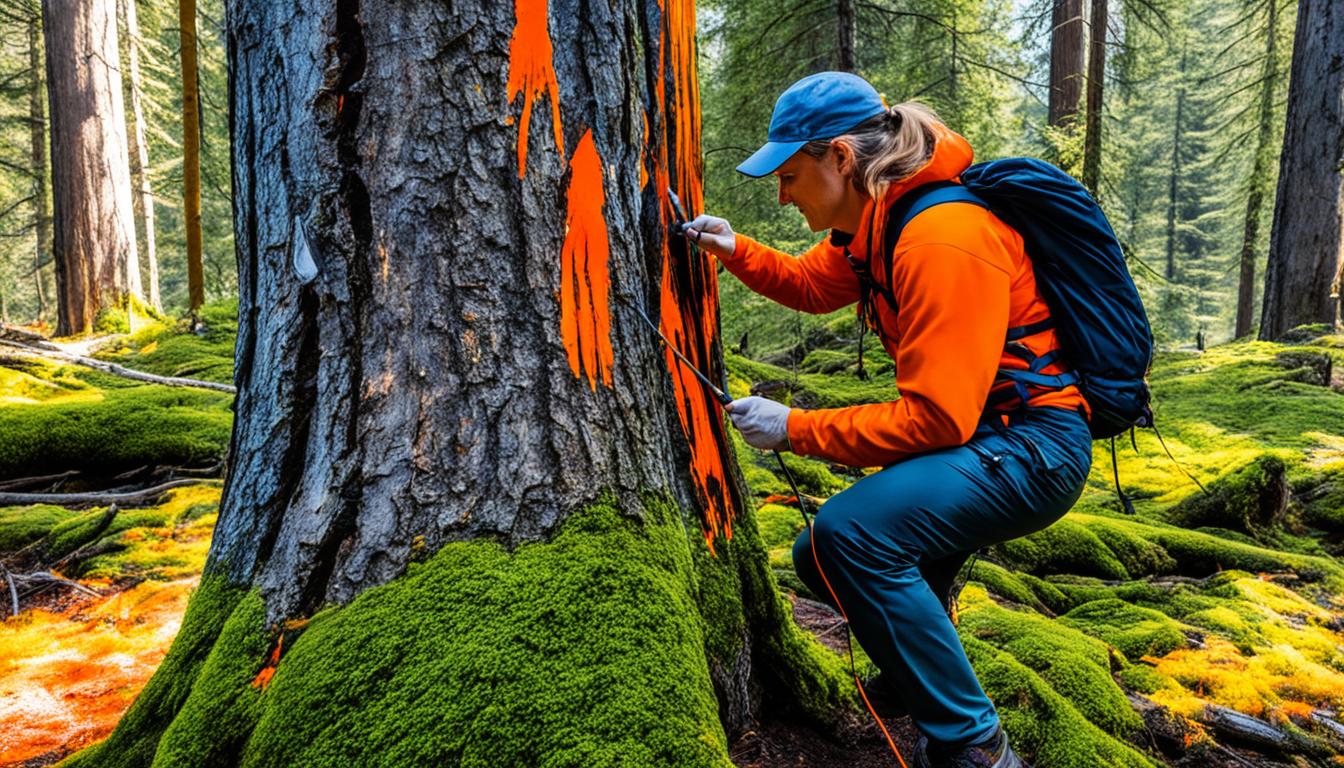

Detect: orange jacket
[721,125,1088,468]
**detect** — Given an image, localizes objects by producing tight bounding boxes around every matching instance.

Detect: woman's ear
[830,139,856,176]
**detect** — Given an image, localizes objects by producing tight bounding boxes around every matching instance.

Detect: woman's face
[773,144,860,233]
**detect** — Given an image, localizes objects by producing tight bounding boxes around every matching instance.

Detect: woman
[683,72,1093,768]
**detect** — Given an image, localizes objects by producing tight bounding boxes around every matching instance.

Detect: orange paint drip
[250,634,284,690]
[559,130,614,388]
[506,0,565,178]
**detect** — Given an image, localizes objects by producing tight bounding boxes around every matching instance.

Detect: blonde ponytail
[800,102,944,199]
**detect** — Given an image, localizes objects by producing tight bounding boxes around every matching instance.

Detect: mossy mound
[956,587,1154,766]
[92,300,238,385]
[1059,599,1189,661]
[0,357,232,478]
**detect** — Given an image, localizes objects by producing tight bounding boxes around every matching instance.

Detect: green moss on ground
[0,503,80,552]
[93,300,238,385]
[958,588,1142,740]
[1059,599,1189,661]
[957,588,1155,767]
[0,358,232,478]
[29,486,222,580]
[1163,455,1288,539]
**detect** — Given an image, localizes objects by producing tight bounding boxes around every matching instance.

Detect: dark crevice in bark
[255,287,319,571]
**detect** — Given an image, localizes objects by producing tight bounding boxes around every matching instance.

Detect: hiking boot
[914,725,1029,768]
[859,672,907,719]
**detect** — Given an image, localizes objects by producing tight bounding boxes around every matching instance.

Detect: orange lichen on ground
[559,129,614,389]
[506,0,564,178]
[0,578,196,765]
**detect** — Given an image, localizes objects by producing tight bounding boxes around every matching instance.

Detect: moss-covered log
[61,2,850,765]
[1163,455,1289,539]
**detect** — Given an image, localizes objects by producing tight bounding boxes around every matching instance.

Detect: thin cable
[773,451,908,767]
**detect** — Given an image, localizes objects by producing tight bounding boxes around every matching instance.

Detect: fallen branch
[0,469,80,491]
[0,338,235,393]
[0,478,205,507]
[12,570,102,599]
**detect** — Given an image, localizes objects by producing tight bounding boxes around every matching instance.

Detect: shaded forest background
[0,0,1304,348]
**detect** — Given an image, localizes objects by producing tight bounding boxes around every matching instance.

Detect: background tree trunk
[42,0,138,335]
[1081,0,1107,196]
[1234,0,1281,339]
[1049,0,1084,128]
[1165,42,1186,282]
[1259,0,1342,340]
[27,5,49,324]
[120,0,160,312]
[66,1,848,764]
[836,0,855,72]
[181,0,204,317]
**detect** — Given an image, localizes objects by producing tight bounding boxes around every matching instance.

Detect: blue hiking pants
[791,406,1092,749]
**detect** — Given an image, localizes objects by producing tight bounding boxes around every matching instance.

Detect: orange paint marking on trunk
[506,0,565,178]
[559,130,614,388]
[649,0,734,551]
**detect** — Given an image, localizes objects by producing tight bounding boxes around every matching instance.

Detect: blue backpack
[860,157,1154,441]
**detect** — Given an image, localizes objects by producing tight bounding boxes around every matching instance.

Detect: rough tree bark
[120,0,160,312]
[1049,0,1084,128]
[27,5,49,324]
[1080,0,1107,196]
[1259,0,1342,340]
[42,0,138,335]
[1234,0,1282,339]
[66,1,849,765]
[181,0,205,317]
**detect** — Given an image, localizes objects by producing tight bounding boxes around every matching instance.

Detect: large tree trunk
[1049,0,1084,128]
[1259,0,1342,340]
[1080,0,1107,196]
[120,0,160,312]
[64,1,850,765]
[43,0,138,336]
[1234,0,1282,339]
[27,6,49,325]
[181,0,205,316]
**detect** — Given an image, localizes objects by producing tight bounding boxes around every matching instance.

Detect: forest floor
[5,300,1344,766]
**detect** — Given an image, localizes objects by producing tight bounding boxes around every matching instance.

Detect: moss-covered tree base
[61,493,853,768]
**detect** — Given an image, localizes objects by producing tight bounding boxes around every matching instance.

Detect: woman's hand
[726,396,791,451]
[682,214,736,260]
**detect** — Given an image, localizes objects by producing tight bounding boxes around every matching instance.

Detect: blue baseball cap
[736,72,887,178]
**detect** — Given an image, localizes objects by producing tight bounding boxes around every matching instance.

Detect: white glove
[727,396,792,451]
[682,214,737,260]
